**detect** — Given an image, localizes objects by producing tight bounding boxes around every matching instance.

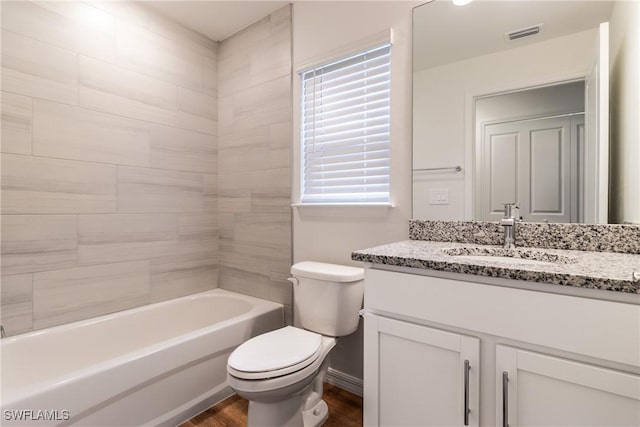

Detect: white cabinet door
[364,314,480,427]
[496,345,640,427]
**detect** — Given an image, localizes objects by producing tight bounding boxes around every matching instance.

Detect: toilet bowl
[226,262,364,427]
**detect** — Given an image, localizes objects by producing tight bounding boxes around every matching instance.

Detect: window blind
[301,44,391,204]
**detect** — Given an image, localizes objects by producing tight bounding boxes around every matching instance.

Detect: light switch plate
[429,189,449,205]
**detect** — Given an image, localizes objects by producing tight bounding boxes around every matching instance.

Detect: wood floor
[180,383,363,427]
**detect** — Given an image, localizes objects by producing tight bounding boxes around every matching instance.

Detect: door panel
[487,132,519,216]
[364,314,480,427]
[480,116,577,222]
[496,345,640,427]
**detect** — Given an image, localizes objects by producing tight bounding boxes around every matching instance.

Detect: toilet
[226,261,365,427]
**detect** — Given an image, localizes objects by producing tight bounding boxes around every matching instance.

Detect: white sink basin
[441,247,577,266]
[451,255,557,266]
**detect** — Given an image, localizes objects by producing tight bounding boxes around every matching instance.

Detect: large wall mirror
[412,0,639,224]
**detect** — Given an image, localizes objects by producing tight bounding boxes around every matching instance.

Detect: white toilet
[226,261,365,427]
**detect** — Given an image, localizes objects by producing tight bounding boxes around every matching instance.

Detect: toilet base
[246,395,328,427]
[303,398,329,427]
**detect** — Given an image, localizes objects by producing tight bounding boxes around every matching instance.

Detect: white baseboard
[324,367,363,397]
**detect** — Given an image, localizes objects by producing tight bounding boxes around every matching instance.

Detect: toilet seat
[228,326,323,380]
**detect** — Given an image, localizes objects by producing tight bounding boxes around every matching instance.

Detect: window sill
[292,202,395,219]
[291,203,394,208]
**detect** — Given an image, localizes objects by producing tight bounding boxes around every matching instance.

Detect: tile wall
[1,1,219,334]
[217,6,293,321]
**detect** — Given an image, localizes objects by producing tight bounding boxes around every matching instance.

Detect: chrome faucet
[501,203,521,249]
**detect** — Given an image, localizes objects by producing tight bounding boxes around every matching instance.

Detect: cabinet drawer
[365,268,640,367]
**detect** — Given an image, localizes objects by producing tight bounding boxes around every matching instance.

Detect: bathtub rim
[1,289,283,407]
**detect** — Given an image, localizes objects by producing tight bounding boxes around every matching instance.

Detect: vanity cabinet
[496,345,640,427]
[364,315,480,426]
[363,268,640,427]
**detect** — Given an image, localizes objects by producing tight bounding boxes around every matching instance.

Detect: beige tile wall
[1,1,219,336]
[217,6,293,321]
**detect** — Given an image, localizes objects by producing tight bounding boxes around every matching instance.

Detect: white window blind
[301,44,391,204]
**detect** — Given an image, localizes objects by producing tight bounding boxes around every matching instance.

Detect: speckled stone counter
[352,240,640,294]
[410,220,640,254]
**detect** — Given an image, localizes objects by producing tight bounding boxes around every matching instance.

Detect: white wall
[413,29,598,220]
[292,1,418,380]
[609,0,640,224]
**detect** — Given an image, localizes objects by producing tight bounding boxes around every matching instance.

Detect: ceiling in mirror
[414,1,614,71]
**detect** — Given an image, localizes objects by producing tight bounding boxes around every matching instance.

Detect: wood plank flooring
[180,383,363,427]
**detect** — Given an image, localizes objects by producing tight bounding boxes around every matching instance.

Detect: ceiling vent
[505,24,544,42]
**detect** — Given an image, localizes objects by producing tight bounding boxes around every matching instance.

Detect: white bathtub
[0,289,283,426]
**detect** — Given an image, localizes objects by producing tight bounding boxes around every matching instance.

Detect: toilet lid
[228,326,322,375]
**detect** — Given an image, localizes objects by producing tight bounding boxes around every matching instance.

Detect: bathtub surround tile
[1,215,78,276]
[203,174,218,213]
[1,91,32,155]
[33,261,151,329]
[218,15,271,61]
[115,21,204,91]
[231,213,291,254]
[78,214,178,266]
[147,10,218,58]
[1,274,33,335]
[219,75,291,137]
[33,100,150,167]
[249,22,291,87]
[267,260,293,305]
[1,154,117,214]
[149,124,217,173]
[117,166,205,213]
[203,56,218,97]
[150,260,217,303]
[219,266,270,300]
[177,87,218,135]
[283,304,293,327]
[218,7,291,94]
[78,55,178,125]
[220,239,288,263]
[251,189,292,214]
[217,6,292,305]
[218,50,252,99]
[1,1,115,63]
[178,214,218,240]
[218,189,252,214]
[1,29,78,104]
[220,250,271,277]
[0,0,220,335]
[86,1,151,29]
[150,236,218,303]
[409,220,640,254]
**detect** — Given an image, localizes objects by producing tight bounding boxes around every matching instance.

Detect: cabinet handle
[463,359,470,426]
[502,371,509,427]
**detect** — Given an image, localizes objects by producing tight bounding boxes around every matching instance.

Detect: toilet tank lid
[291,261,364,282]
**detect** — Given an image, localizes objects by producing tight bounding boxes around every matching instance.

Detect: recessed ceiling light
[453,0,473,6]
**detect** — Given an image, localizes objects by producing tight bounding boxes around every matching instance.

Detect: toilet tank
[291,261,364,337]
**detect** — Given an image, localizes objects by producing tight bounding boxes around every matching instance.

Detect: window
[300,44,391,204]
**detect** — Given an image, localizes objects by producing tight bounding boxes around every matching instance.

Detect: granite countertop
[352,240,640,294]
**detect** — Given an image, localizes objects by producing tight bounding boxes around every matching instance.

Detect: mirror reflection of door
[479,115,584,222]
[475,81,586,222]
